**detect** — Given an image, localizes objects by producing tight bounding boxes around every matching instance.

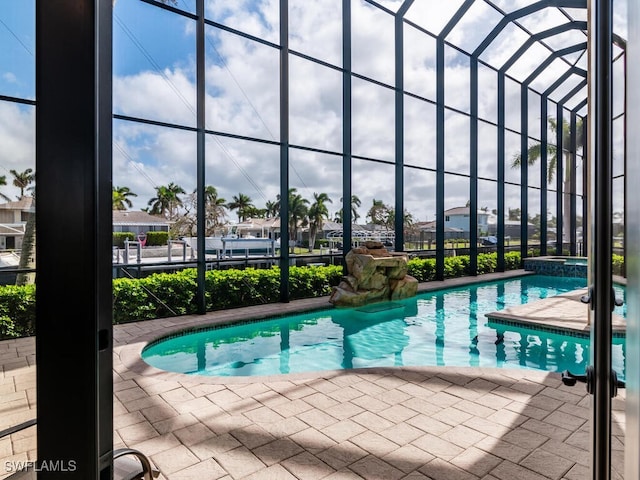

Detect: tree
[16,195,35,285]
[265,200,279,218]
[203,185,227,233]
[112,185,137,211]
[511,116,583,242]
[147,182,185,220]
[9,168,35,199]
[0,176,11,202]
[384,208,414,230]
[307,192,332,252]
[227,193,254,222]
[508,207,521,221]
[286,188,309,249]
[367,198,389,225]
[334,195,361,223]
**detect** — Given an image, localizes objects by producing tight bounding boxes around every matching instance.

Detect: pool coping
[116,269,543,385]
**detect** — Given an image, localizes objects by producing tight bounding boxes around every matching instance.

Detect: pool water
[142,275,626,379]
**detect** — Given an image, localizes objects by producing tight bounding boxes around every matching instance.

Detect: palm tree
[112,185,137,211]
[16,195,35,285]
[202,185,227,233]
[147,182,185,220]
[227,193,254,222]
[265,200,279,218]
[367,198,388,225]
[0,176,11,202]
[511,116,583,242]
[287,188,309,250]
[9,168,35,199]
[307,192,332,252]
[334,195,361,223]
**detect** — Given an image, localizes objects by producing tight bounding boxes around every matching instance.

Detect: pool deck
[486,287,626,337]
[0,270,627,479]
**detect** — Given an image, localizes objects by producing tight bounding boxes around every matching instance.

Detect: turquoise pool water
[142,275,626,379]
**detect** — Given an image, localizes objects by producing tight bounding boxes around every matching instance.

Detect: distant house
[230,217,280,239]
[442,207,490,235]
[112,211,171,236]
[0,196,34,250]
[487,219,536,239]
[414,220,465,241]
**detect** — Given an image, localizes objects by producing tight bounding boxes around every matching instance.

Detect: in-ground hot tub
[523,256,588,277]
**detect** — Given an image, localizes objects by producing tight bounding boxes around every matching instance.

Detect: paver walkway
[0,271,627,479]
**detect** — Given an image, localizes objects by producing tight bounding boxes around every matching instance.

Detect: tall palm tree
[511,116,583,242]
[334,195,361,223]
[0,176,11,202]
[286,188,309,249]
[202,185,227,233]
[227,193,254,222]
[9,168,35,199]
[16,195,35,285]
[112,185,137,211]
[147,182,185,220]
[265,200,279,218]
[307,192,332,252]
[384,208,414,230]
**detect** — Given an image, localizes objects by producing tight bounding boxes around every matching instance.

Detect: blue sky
[0,0,35,100]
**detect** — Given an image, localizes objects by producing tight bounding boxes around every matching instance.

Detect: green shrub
[113,269,198,323]
[408,252,521,281]
[0,284,36,339]
[476,253,497,274]
[112,232,135,248]
[613,254,625,276]
[146,231,169,246]
[504,251,522,270]
[407,257,436,282]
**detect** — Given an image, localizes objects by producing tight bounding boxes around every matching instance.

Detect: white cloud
[2,72,17,84]
[0,102,35,200]
[109,1,604,224]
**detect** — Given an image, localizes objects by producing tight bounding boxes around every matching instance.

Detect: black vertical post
[497,73,506,271]
[570,111,577,256]
[436,38,445,280]
[540,96,548,255]
[520,86,529,260]
[556,102,564,255]
[470,57,478,275]
[589,0,614,477]
[279,0,290,302]
[196,0,206,313]
[342,0,352,265]
[36,0,113,478]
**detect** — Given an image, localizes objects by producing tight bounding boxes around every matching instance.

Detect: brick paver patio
[0,272,627,479]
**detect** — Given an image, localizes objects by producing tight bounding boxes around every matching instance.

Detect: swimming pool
[142,275,626,379]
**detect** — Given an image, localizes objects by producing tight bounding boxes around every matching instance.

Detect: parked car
[480,236,498,246]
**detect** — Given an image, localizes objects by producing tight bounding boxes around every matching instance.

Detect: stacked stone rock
[329,240,418,307]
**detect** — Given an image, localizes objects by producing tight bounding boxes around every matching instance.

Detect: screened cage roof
[373,0,626,116]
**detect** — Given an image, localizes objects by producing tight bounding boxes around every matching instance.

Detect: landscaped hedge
[406,251,521,282]
[145,231,169,246]
[1,251,621,338]
[112,265,344,324]
[112,232,135,248]
[0,285,35,338]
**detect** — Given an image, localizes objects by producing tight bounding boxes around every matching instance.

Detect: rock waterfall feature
[329,241,418,307]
